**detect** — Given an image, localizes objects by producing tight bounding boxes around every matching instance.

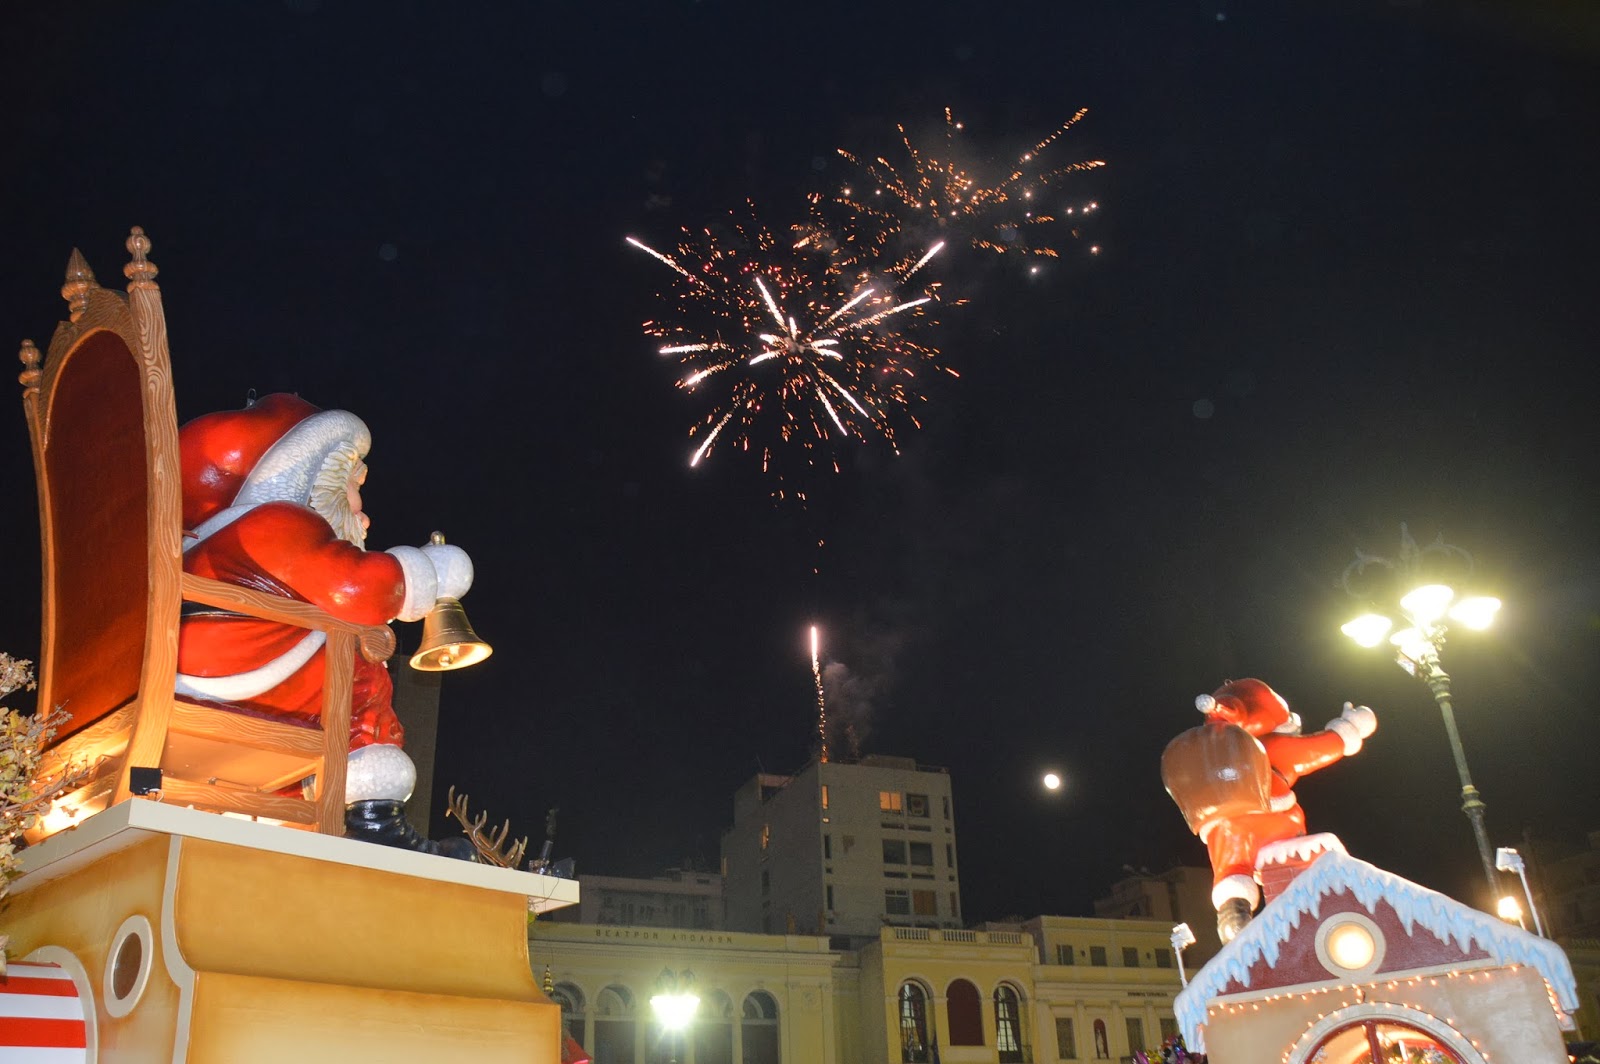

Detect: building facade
[721,756,961,940]
[549,869,724,930]
[531,921,850,1064]
[1020,917,1187,1060]
[530,919,1185,1063]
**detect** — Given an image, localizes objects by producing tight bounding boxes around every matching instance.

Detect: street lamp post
[1341,526,1503,902]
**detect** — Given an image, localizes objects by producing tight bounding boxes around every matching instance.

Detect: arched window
[898,981,932,1063]
[946,978,983,1046]
[595,985,636,1064]
[1308,1019,1469,1062]
[742,990,780,1064]
[693,990,735,1064]
[549,982,586,1050]
[994,984,1024,1063]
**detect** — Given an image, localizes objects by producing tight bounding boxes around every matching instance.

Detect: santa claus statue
[1161,678,1377,943]
[175,392,474,850]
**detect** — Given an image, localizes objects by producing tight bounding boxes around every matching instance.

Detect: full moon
[1042,772,1062,791]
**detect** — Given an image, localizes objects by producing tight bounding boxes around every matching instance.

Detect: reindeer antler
[445,785,529,869]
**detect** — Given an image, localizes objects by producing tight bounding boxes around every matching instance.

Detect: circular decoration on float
[103,914,154,1019]
[1314,910,1386,979]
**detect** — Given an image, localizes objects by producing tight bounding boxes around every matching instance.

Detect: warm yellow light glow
[1326,922,1376,970]
[650,991,700,1031]
[1498,895,1523,922]
[1400,584,1455,626]
[1449,595,1502,630]
[1389,626,1435,662]
[39,800,86,835]
[1341,613,1394,648]
[1042,772,1062,791]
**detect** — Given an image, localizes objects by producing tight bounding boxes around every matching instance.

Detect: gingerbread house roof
[1175,847,1579,1051]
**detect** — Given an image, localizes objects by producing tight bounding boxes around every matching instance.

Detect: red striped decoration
[0,962,89,1060]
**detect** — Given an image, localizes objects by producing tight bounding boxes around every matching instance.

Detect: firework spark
[811,624,828,763]
[833,108,1105,259]
[629,201,958,477]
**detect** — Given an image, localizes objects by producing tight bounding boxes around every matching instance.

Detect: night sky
[4,2,1600,926]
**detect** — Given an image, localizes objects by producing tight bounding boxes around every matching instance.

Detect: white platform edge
[14,799,580,914]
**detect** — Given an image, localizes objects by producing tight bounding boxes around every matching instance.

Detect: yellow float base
[8,799,579,1062]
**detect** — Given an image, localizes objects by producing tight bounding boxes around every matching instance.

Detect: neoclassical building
[529,917,1185,1063]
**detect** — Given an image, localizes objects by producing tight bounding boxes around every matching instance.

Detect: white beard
[308,446,368,548]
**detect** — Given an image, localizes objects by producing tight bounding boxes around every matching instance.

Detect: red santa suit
[174,394,467,754]
[1162,678,1377,914]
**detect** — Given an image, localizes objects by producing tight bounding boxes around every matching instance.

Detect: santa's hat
[180,393,370,530]
[1195,677,1296,733]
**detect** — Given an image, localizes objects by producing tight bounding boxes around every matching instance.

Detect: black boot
[345,799,477,861]
[1217,897,1252,944]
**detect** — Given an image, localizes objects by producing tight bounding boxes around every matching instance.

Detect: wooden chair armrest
[181,572,397,663]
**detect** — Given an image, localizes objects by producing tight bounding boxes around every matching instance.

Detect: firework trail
[811,624,829,763]
[832,107,1105,260]
[628,201,959,482]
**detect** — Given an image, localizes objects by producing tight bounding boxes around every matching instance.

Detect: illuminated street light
[1171,923,1197,987]
[1341,525,1503,902]
[1497,895,1525,928]
[1496,846,1546,937]
[650,967,699,1063]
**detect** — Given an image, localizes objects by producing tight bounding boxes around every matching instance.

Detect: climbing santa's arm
[1271,702,1378,780]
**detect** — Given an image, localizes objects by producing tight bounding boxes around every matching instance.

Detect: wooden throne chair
[19,227,395,840]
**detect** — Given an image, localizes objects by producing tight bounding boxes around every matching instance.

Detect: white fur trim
[345,743,417,803]
[1271,711,1303,735]
[1270,791,1299,813]
[385,545,437,622]
[175,630,327,701]
[1326,716,1362,755]
[234,409,371,510]
[1212,873,1259,909]
[185,504,254,549]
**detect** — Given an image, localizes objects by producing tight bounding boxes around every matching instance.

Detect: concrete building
[549,869,724,930]
[1092,865,1220,969]
[388,648,443,838]
[721,756,960,941]
[1540,830,1600,940]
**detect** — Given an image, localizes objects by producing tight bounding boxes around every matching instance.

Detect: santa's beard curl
[308,444,368,548]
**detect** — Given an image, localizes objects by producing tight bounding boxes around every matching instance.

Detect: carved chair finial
[18,338,41,393]
[124,226,159,290]
[61,249,99,321]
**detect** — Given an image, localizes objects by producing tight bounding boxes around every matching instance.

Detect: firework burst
[628,202,957,479]
[833,107,1105,260]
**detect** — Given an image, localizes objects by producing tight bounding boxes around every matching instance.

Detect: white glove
[421,540,473,600]
[1326,702,1377,756]
[385,540,474,621]
[1341,701,1377,738]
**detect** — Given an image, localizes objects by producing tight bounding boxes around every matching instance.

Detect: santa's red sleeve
[185,501,407,626]
[1264,730,1348,787]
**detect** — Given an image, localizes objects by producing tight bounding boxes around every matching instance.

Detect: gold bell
[410,597,493,671]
